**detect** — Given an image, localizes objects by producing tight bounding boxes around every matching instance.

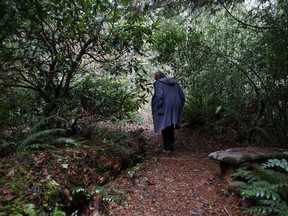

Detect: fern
[71,186,88,196]
[22,129,63,145]
[24,143,52,150]
[112,188,126,195]
[126,163,142,178]
[93,186,105,195]
[245,201,288,216]
[102,194,120,203]
[230,180,248,189]
[232,168,259,183]
[1,140,16,148]
[101,194,127,206]
[241,184,281,201]
[16,129,63,151]
[1,127,80,152]
[70,185,127,207]
[261,159,288,171]
[230,159,288,216]
[183,92,222,126]
[243,206,274,215]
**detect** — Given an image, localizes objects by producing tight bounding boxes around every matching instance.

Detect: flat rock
[208,147,288,165]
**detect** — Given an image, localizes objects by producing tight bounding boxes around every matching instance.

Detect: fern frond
[242,185,281,201]
[229,180,248,189]
[244,206,274,215]
[18,143,52,151]
[230,159,288,216]
[1,140,16,148]
[245,200,288,215]
[21,129,63,146]
[247,167,285,184]
[258,199,287,209]
[253,126,272,143]
[251,167,288,187]
[261,159,288,172]
[101,194,121,204]
[232,168,259,183]
[71,186,87,195]
[16,128,65,151]
[112,188,126,195]
[93,186,105,195]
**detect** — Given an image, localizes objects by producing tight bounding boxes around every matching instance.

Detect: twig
[192,179,208,189]
[223,205,231,216]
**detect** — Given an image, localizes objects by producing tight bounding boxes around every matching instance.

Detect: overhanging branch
[219,0,276,30]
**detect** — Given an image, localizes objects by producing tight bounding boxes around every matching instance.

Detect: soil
[101,125,248,216]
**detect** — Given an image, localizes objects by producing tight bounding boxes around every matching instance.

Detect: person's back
[151,71,185,155]
[157,77,183,107]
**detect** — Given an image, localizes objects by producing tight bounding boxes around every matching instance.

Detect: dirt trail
[105,125,245,216]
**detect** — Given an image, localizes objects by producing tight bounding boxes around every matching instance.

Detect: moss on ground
[0,133,146,215]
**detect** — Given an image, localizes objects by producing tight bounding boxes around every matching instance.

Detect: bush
[183,90,222,127]
[230,159,288,216]
[73,75,146,120]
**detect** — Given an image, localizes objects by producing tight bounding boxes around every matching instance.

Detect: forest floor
[0,123,253,216]
[103,124,248,216]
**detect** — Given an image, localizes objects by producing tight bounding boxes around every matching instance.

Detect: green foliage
[23,203,37,216]
[152,21,186,63]
[0,162,65,215]
[71,185,127,209]
[183,90,222,127]
[126,163,142,178]
[230,159,288,215]
[89,123,145,172]
[150,1,288,144]
[262,159,288,171]
[0,88,46,138]
[50,207,67,216]
[1,126,80,152]
[91,124,128,143]
[0,123,144,215]
[0,0,153,137]
[0,101,9,124]
[73,75,146,120]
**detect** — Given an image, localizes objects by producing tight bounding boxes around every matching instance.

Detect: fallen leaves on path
[103,126,246,216]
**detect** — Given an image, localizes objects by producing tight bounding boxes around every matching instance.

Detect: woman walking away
[151,70,186,155]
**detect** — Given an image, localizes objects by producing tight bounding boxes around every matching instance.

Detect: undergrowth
[0,118,80,154]
[230,159,288,216]
[0,123,146,215]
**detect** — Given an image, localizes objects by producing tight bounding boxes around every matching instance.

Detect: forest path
[105,125,245,216]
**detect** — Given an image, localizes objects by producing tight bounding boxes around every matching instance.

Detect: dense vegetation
[149,0,288,145]
[1,0,288,215]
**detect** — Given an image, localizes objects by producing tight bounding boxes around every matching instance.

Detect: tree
[0,0,152,134]
[149,0,288,144]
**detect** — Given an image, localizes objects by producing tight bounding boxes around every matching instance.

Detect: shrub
[183,91,222,127]
[230,159,288,216]
[1,120,80,153]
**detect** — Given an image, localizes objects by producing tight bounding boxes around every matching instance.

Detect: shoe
[164,150,172,155]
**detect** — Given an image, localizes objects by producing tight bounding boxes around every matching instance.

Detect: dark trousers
[161,125,175,151]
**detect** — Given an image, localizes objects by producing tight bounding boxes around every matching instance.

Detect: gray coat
[152,77,185,133]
